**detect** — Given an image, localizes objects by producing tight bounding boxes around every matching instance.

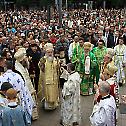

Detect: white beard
[47,56,54,62]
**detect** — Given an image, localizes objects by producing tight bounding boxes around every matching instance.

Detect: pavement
[117,84,126,126]
[32,85,126,126]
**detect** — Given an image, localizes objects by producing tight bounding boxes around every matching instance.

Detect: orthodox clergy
[72,37,84,72]
[61,63,81,126]
[100,48,115,76]
[68,36,79,61]
[38,43,59,110]
[92,39,107,70]
[14,47,38,120]
[101,64,118,98]
[0,60,35,118]
[114,37,126,86]
[80,42,98,95]
[94,63,118,104]
[101,64,119,119]
[90,81,116,126]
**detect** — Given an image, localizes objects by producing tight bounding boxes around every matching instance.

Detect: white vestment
[0,70,35,116]
[68,42,78,60]
[15,61,38,120]
[114,44,126,83]
[90,95,116,126]
[61,72,81,126]
[15,61,35,95]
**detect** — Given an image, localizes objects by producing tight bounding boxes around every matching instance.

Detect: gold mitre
[14,47,26,62]
[104,63,117,76]
[106,48,115,59]
[44,43,54,51]
[84,42,91,49]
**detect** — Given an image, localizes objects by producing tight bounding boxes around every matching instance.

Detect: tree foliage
[15,0,31,7]
[13,0,126,8]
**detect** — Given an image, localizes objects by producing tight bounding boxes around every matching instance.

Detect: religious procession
[0,0,126,125]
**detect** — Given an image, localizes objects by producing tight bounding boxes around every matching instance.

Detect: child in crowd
[0,82,13,126]
[0,82,13,105]
[2,88,31,126]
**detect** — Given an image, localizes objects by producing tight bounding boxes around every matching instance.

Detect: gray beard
[47,56,54,62]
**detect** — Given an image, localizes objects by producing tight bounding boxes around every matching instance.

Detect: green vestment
[72,44,84,72]
[79,52,99,95]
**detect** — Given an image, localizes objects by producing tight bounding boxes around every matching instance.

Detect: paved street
[32,85,126,126]
[118,84,126,126]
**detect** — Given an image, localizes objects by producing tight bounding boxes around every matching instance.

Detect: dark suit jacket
[123,34,126,45]
[107,33,115,48]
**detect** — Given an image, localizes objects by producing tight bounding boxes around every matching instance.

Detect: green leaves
[13,0,126,8]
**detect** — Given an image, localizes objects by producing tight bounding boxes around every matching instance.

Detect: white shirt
[68,20,73,28]
[68,42,78,60]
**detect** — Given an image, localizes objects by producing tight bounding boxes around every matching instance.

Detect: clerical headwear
[106,48,115,59]
[44,43,54,51]
[14,47,26,62]
[104,64,117,76]
[84,42,91,50]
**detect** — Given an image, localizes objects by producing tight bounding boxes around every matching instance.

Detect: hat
[104,63,117,76]
[1,82,13,91]
[44,43,53,51]
[6,88,18,99]
[107,48,115,59]
[14,47,26,62]
[84,42,91,50]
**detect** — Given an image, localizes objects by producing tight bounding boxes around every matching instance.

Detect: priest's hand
[94,84,99,91]
[100,74,105,81]
[73,122,79,126]
[28,56,32,61]
[40,64,45,72]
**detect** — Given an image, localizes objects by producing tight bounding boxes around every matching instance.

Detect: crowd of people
[0,8,126,126]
